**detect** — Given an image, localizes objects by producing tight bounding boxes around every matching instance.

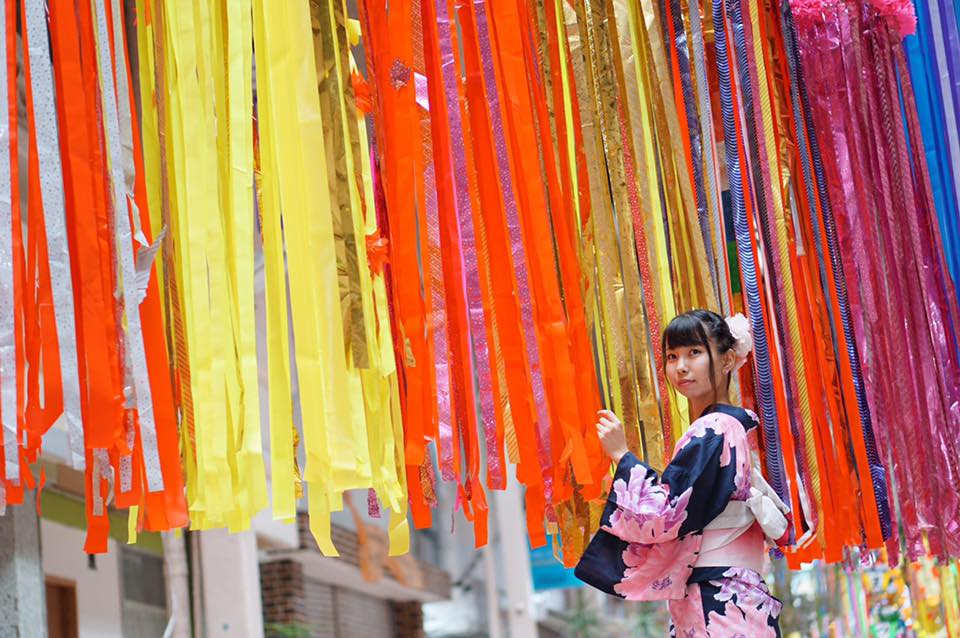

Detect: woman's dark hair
[661,309,737,395]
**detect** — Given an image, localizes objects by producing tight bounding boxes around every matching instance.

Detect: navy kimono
[576,404,783,636]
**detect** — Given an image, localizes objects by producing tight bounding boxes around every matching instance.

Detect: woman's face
[665,338,734,401]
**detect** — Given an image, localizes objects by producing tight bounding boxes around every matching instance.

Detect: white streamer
[24,0,85,470]
[92,0,163,491]
[0,2,18,484]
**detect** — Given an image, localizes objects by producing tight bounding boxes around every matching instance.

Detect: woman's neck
[689,392,732,421]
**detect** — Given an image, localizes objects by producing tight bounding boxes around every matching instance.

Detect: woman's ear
[721,348,737,374]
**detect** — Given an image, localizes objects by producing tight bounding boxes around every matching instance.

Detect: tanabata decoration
[0,0,956,576]
[901,0,960,288]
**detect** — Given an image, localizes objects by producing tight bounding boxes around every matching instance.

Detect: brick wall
[261,560,306,630]
[261,560,412,638]
[390,602,424,638]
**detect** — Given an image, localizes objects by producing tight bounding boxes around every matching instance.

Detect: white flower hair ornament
[725,313,754,371]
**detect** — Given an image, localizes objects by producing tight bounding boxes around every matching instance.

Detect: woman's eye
[690,348,701,355]
[666,354,677,361]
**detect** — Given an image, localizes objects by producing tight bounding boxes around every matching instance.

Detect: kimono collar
[700,403,760,432]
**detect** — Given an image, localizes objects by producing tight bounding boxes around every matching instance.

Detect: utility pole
[493,484,539,638]
[0,491,48,637]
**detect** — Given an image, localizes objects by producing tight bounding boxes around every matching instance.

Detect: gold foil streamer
[636,0,718,312]
[618,0,688,439]
[564,0,634,446]
[311,0,372,369]
[597,0,666,468]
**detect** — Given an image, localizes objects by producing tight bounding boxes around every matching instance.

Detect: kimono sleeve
[575,428,740,599]
[602,429,738,544]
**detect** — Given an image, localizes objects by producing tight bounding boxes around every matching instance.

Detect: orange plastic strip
[116,0,187,531]
[48,0,123,453]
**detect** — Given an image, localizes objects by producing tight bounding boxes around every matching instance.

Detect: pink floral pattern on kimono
[706,601,779,637]
[576,405,781,635]
[612,534,700,600]
[602,466,693,544]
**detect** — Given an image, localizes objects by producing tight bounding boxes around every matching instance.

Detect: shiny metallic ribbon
[435,0,498,488]
[844,4,908,545]
[24,0,85,471]
[475,0,552,476]
[793,6,895,550]
[688,0,730,317]
[712,0,787,502]
[839,5,897,543]
[857,11,926,553]
[569,0,643,457]
[782,1,860,556]
[639,0,717,312]
[876,31,946,553]
[412,0,456,482]
[312,0,371,369]
[736,0,817,537]
[611,0,669,450]
[786,6,870,554]
[796,7,890,547]
[0,0,16,483]
[618,0,683,449]
[910,0,960,286]
[667,0,718,301]
[110,0,146,248]
[895,39,960,556]
[92,0,163,491]
[596,0,663,466]
[91,448,110,516]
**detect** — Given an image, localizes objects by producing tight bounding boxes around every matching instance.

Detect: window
[120,548,169,637]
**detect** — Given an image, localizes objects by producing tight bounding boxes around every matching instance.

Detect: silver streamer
[92,0,164,491]
[24,0,85,470]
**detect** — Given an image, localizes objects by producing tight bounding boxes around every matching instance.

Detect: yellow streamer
[161,0,229,527]
[214,0,268,526]
[252,0,372,554]
[250,11,298,523]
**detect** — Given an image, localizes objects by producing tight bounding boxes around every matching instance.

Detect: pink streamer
[435,0,503,489]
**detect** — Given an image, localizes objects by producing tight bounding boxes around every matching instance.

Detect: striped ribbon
[712,0,787,502]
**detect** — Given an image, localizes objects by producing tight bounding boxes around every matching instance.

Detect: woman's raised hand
[596,409,629,465]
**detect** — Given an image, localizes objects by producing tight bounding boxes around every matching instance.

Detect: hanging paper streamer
[903,0,960,287]
[0,0,955,573]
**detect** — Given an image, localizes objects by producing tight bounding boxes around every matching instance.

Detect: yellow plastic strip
[162,0,231,524]
[127,505,139,544]
[215,0,267,524]
[252,0,369,552]
[249,4,297,522]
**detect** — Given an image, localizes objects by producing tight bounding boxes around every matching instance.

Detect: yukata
[576,404,786,637]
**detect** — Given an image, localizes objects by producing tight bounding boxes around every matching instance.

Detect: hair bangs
[662,313,710,351]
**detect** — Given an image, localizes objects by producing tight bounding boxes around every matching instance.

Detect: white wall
[41,520,124,638]
[197,528,264,637]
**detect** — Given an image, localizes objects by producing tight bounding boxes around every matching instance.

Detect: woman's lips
[677,379,695,387]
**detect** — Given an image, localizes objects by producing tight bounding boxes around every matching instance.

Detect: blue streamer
[904,0,960,287]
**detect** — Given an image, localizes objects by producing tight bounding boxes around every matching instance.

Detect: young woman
[575,310,789,636]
